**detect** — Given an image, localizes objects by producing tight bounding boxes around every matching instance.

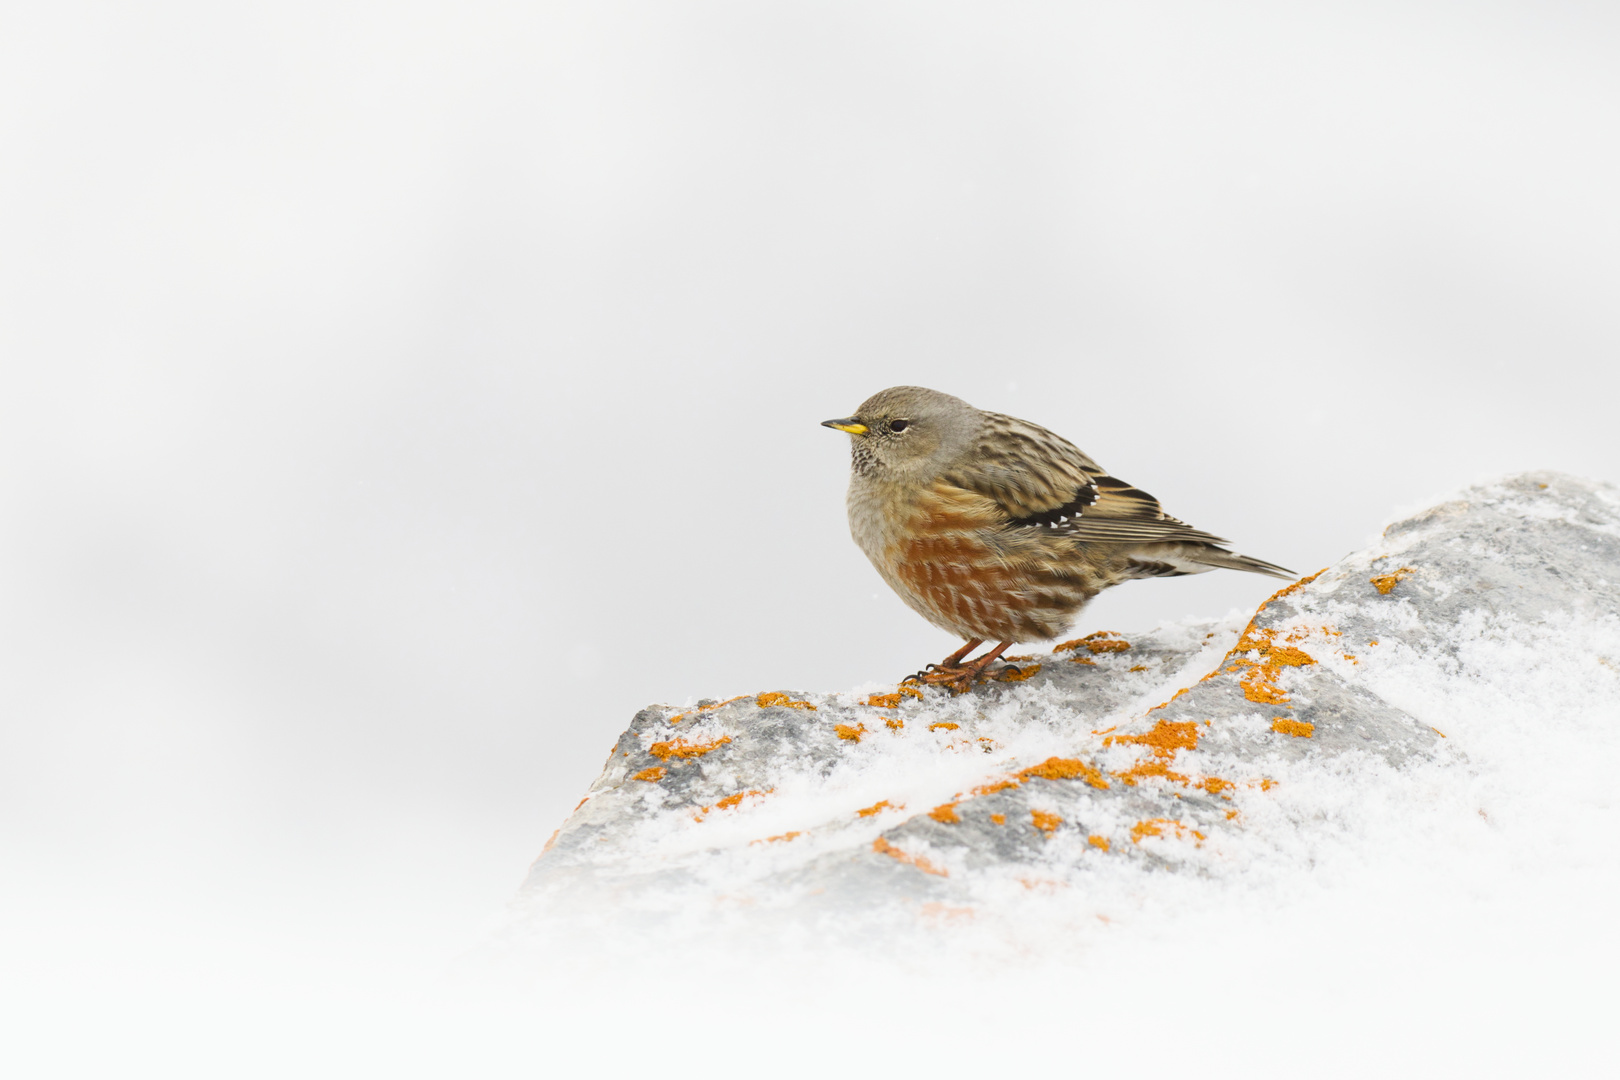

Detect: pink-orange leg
[912,640,1015,691]
[909,639,982,684]
[958,641,1013,680]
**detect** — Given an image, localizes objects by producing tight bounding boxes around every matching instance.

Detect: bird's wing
[940,411,1230,545]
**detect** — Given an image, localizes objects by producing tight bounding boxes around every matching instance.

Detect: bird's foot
[905,663,969,685]
[900,665,971,694]
[902,642,1022,694]
[903,663,1009,695]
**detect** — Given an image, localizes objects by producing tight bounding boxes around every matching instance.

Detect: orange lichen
[648,735,733,761]
[1370,567,1415,595]
[972,778,1020,796]
[1130,818,1205,845]
[1368,640,1379,646]
[1225,809,1239,820]
[1113,758,1191,787]
[1088,834,1110,852]
[1057,631,1131,654]
[990,813,1006,825]
[541,828,561,854]
[1146,686,1193,713]
[1102,719,1241,798]
[1231,666,1292,705]
[1431,726,1447,738]
[695,788,769,818]
[631,767,667,782]
[991,663,1041,682]
[1018,757,1110,790]
[1003,654,1035,662]
[1105,719,1199,755]
[1069,656,1097,666]
[1091,725,1117,737]
[835,723,868,742]
[1129,665,1148,672]
[756,692,816,710]
[1197,570,1329,697]
[866,686,924,708]
[1221,623,1324,705]
[753,831,800,845]
[1271,718,1315,738]
[1268,568,1327,604]
[667,694,750,725]
[928,722,960,732]
[856,800,900,818]
[890,756,1112,835]
[574,796,590,810]
[1031,810,1062,836]
[872,836,948,876]
[1253,778,1277,791]
[1235,626,1323,660]
[885,718,904,730]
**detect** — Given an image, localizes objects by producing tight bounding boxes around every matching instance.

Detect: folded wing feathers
[936,412,1292,579]
[955,414,1232,545]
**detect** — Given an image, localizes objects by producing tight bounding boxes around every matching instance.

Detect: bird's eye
[889,419,909,433]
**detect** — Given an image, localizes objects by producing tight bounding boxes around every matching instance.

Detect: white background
[3,0,1617,1064]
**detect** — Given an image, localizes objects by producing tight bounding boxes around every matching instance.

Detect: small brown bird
[823,386,1293,689]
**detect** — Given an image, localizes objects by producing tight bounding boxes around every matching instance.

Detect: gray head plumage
[820,385,982,480]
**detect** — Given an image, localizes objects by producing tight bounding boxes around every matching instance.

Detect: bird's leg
[959,641,1013,681]
[939,639,984,669]
[912,640,1015,691]
[905,639,983,685]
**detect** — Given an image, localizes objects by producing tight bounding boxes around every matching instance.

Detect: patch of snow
[465,473,1619,1072]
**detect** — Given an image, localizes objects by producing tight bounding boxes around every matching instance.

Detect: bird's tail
[1126,542,1295,581]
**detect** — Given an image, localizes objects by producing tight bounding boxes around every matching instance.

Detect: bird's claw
[904,662,1031,695]
[906,665,978,694]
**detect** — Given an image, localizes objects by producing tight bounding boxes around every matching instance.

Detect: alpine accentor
[823,386,1292,687]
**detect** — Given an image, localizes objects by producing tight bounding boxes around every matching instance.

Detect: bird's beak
[821,417,868,435]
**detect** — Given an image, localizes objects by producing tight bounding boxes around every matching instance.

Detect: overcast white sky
[3,0,1619,1035]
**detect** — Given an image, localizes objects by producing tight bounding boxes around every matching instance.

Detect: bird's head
[821,385,979,480]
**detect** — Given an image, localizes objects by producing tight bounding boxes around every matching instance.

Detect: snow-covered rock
[501,472,1620,961]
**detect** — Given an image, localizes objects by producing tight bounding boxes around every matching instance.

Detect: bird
[822,386,1294,690]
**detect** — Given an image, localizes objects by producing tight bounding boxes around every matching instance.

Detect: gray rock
[495,472,1620,959]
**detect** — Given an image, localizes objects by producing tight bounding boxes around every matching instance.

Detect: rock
[498,472,1620,960]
